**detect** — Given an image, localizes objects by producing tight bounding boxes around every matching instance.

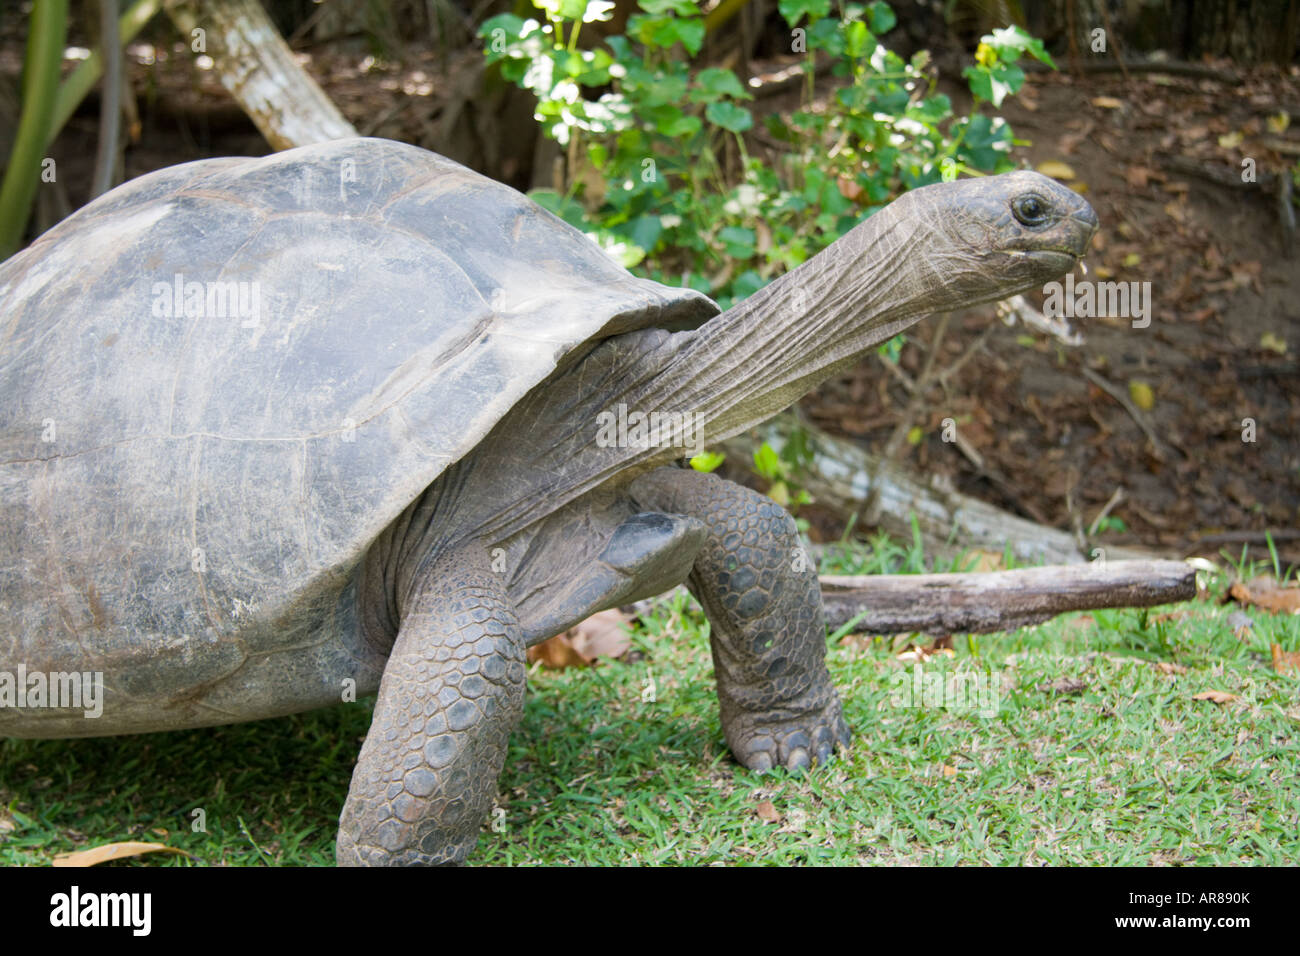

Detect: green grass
[2,541,1297,866]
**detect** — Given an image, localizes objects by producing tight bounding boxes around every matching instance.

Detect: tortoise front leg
[630,467,849,771]
[337,546,525,865]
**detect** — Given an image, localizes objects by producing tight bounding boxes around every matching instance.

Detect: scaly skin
[631,467,849,771]
[337,547,525,865]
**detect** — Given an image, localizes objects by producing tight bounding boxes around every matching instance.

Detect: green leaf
[806,16,843,53]
[692,67,750,103]
[867,1,896,33]
[966,60,1026,107]
[705,101,753,133]
[689,450,726,473]
[956,114,1013,169]
[626,215,664,252]
[534,0,589,22]
[729,269,767,300]
[637,0,699,15]
[632,13,706,53]
[843,19,872,58]
[479,13,527,43]
[963,65,993,104]
[877,334,903,364]
[753,442,784,481]
[778,0,832,26]
[718,225,756,258]
[652,109,702,138]
[986,24,1055,67]
[675,17,706,54]
[625,64,688,105]
[908,93,951,123]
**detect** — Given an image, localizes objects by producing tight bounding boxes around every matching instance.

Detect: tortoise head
[856,169,1099,315]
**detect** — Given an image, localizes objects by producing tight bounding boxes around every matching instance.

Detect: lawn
[2,540,1296,866]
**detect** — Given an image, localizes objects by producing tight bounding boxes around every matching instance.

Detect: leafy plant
[480,1,1050,308]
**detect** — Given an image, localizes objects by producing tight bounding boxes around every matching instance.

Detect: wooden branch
[1277,164,1295,256]
[820,560,1196,634]
[721,412,1160,566]
[1081,367,1177,458]
[164,0,356,150]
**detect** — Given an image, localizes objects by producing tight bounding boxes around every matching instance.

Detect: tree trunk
[164,0,356,150]
[1022,0,1300,66]
[1174,0,1300,64]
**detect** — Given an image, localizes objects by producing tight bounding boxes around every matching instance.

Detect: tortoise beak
[1065,199,1100,257]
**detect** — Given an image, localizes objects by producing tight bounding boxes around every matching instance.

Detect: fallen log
[164,0,357,150]
[820,559,1196,635]
[721,412,1159,566]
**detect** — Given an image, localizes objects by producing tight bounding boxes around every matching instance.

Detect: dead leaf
[1192,690,1238,704]
[837,176,864,202]
[941,765,959,777]
[967,550,1005,572]
[1128,380,1155,411]
[1271,644,1300,675]
[897,645,955,663]
[527,633,590,669]
[1092,95,1124,109]
[1230,578,1300,614]
[1036,160,1077,180]
[569,608,632,659]
[528,609,632,669]
[52,842,190,867]
[1155,661,1188,675]
[1125,166,1151,189]
[1260,332,1287,355]
[755,800,781,824]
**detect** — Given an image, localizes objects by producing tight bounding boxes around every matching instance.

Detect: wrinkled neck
[443,195,954,546]
[650,198,942,445]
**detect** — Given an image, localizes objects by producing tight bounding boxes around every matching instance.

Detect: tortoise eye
[1012,195,1049,227]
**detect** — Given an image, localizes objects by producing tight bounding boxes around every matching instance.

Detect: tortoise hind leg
[337,546,525,865]
[630,467,849,772]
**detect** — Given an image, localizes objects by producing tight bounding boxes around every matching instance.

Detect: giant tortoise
[0,138,1097,864]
